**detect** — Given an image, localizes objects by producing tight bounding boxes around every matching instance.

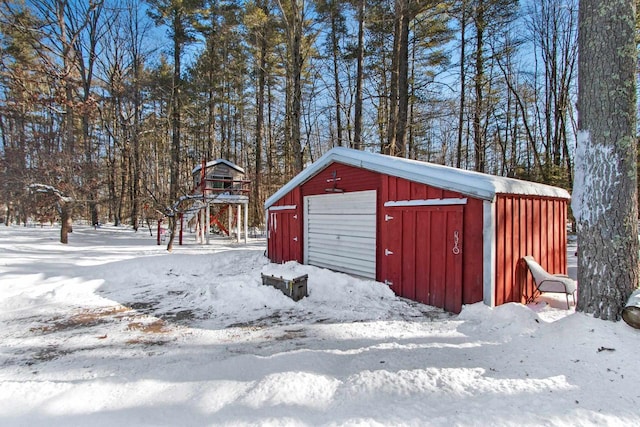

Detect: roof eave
[264,147,570,209]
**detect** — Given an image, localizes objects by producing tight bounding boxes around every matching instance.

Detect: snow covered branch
[26,184,73,203]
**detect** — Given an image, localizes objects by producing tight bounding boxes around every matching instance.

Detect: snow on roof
[192,159,245,175]
[265,147,570,208]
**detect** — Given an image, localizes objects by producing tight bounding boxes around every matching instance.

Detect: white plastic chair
[522,255,577,309]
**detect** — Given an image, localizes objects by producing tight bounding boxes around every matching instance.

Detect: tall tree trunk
[278,0,305,174]
[78,2,102,227]
[352,0,365,150]
[472,0,485,172]
[574,0,638,320]
[60,202,72,244]
[329,7,343,147]
[291,3,304,173]
[394,6,410,158]
[131,55,142,231]
[385,0,405,156]
[456,0,467,168]
[167,10,183,251]
[129,2,144,232]
[253,10,268,226]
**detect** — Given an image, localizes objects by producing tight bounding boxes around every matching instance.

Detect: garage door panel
[308,260,376,278]
[306,234,375,253]
[307,206,376,215]
[308,250,376,276]
[307,194,376,214]
[308,216,376,229]
[308,244,376,261]
[304,190,377,279]
[307,225,375,239]
[308,213,376,226]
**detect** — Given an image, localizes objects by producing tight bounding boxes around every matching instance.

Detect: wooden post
[237,204,241,243]
[200,209,206,243]
[194,213,200,243]
[179,213,183,245]
[244,202,248,244]
[157,218,161,245]
[205,203,210,244]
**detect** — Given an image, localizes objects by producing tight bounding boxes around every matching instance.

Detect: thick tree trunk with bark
[573,0,638,320]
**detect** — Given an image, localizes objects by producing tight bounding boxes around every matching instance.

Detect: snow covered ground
[0,225,638,426]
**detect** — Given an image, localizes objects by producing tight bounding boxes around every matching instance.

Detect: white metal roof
[192,159,245,175]
[264,147,570,208]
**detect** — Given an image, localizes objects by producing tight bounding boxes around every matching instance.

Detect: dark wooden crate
[261,273,308,301]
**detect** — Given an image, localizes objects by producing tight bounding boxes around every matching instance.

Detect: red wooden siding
[380,176,485,312]
[495,195,567,305]
[298,166,487,312]
[300,162,381,196]
[266,159,568,313]
[267,187,302,264]
[462,197,485,304]
[382,205,464,313]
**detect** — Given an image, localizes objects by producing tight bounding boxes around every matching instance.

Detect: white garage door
[304,190,377,278]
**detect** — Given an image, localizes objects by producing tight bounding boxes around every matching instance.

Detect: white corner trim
[384,198,468,207]
[268,205,297,212]
[483,200,496,307]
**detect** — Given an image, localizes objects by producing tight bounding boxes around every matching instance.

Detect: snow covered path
[0,225,638,426]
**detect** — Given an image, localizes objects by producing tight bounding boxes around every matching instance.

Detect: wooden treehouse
[182,159,250,244]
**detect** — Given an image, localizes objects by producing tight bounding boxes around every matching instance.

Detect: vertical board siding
[382,205,464,313]
[415,213,431,304]
[267,187,302,264]
[445,208,464,312]
[495,195,568,305]
[382,175,484,308]
[462,197,485,304]
[401,211,417,300]
[429,210,447,309]
[301,162,381,196]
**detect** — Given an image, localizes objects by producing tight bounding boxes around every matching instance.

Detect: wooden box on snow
[261,273,308,301]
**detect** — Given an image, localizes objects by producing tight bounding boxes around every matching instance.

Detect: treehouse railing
[196,178,251,195]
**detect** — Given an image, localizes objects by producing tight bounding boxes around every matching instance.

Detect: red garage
[264,147,570,313]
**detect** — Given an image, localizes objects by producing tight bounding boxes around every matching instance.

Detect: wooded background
[0,0,582,229]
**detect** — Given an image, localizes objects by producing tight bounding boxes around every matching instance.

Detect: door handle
[452,230,460,255]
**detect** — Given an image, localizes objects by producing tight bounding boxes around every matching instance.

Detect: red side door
[268,210,301,263]
[382,205,464,313]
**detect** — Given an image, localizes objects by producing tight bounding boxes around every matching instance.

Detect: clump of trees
[0,0,579,231]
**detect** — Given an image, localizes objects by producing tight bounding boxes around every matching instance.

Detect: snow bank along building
[264,147,571,313]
